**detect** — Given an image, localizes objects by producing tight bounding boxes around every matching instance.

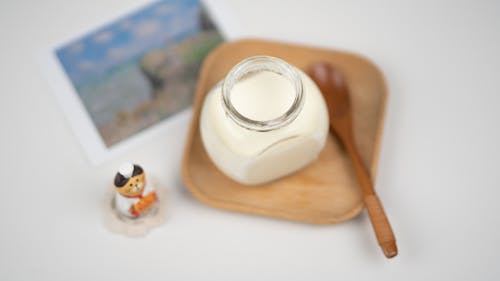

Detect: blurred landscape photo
[56,0,223,147]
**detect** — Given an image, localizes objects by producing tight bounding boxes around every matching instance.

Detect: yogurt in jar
[200,56,329,185]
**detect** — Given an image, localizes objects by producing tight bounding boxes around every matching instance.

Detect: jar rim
[221,56,304,132]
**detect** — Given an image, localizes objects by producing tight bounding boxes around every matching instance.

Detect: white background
[1,0,499,280]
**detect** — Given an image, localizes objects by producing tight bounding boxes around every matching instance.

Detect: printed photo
[42,0,223,163]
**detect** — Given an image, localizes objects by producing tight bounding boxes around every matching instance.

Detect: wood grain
[181,39,388,224]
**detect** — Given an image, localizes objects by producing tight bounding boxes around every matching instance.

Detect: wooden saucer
[181,39,388,224]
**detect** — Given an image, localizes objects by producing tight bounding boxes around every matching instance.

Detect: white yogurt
[200,57,329,185]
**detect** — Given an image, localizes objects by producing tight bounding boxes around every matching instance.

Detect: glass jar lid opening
[221,56,304,132]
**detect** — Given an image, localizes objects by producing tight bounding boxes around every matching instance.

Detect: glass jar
[199,56,329,185]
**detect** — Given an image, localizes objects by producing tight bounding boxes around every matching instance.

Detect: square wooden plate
[182,39,388,224]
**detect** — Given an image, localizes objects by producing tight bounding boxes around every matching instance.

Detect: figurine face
[116,173,146,197]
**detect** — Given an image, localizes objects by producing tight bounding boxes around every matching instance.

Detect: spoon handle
[344,139,398,258]
[365,194,397,258]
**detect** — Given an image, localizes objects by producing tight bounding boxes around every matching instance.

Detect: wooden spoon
[308,62,398,258]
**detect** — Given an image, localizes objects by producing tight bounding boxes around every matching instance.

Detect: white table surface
[1,0,499,280]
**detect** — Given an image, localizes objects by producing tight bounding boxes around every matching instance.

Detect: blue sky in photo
[56,0,201,86]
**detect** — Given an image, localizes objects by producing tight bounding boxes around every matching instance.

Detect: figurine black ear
[132,164,144,176]
[114,173,128,188]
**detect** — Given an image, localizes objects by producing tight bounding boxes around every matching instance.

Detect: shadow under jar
[200,56,329,185]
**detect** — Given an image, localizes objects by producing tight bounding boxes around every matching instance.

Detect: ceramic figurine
[113,163,157,218]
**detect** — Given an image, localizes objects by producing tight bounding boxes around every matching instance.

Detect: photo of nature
[56,0,223,147]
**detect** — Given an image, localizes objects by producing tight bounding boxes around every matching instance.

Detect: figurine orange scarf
[129,192,158,217]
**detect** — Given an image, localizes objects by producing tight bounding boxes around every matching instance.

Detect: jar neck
[221,56,304,132]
